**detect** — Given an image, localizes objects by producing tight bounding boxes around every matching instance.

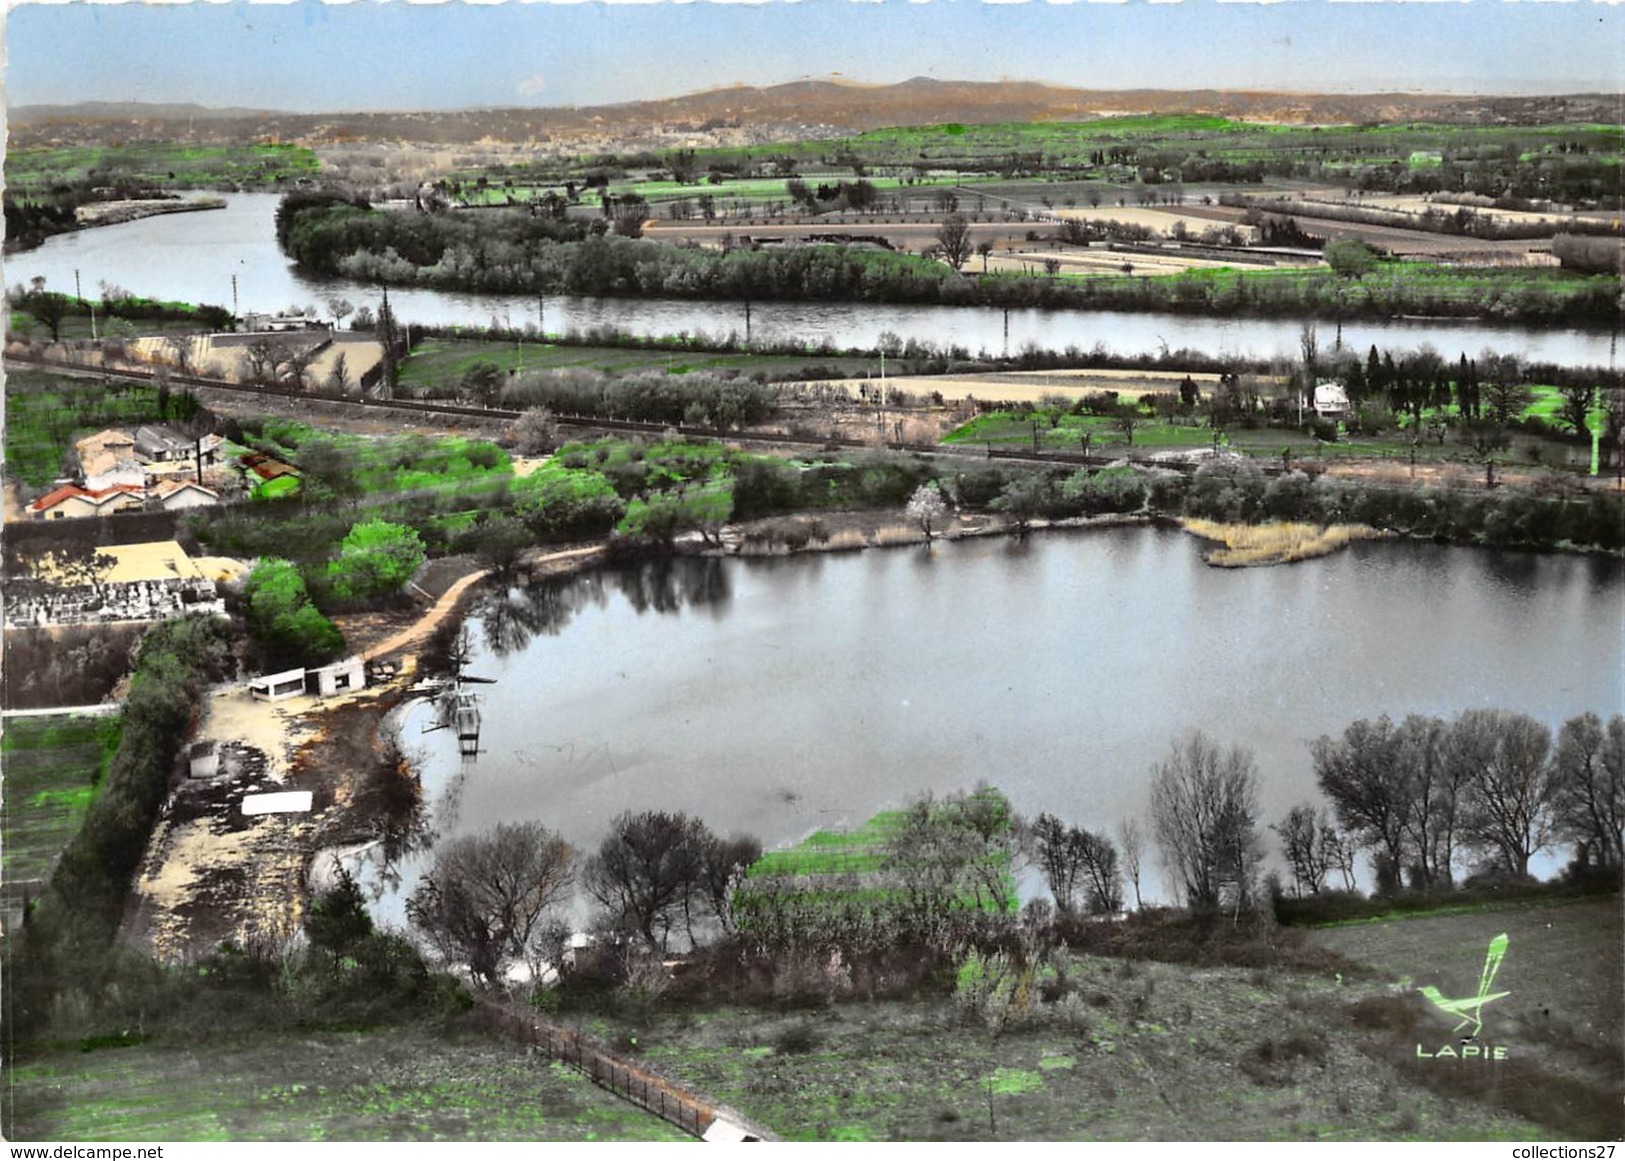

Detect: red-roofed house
[28,484,146,521]
[153,480,220,512]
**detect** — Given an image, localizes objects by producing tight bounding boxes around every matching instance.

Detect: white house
[1308,380,1351,419]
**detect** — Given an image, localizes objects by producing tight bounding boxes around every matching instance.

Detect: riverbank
[73,196,227,229]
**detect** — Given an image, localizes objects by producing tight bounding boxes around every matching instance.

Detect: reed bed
[1180,518,1386,567]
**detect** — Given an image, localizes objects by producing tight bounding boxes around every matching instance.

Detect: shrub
[326,520,426,602]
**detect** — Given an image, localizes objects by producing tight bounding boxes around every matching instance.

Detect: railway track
[7,350,1204,473]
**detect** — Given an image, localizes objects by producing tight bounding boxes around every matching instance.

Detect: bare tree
[1552,712,1624,874]
[906,481,950,542]
[935,213,973,272]
[1273,804,1334,897]
[1029,813,1084,914]
[584,810,710,951]
[1117,817,1145,909]
[164,334,196,379]
[1149,731,1262,915]
[241,338,279,385]
[1312,715,1412,894]
[406,821,576,986]
[1450,709,1556,879]
[1397,713,1459,888]
[697,833,763,934]
[1029,813,1120,915]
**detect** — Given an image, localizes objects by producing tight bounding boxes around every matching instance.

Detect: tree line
[1292,709,1623,899]
[276,194,1620,324]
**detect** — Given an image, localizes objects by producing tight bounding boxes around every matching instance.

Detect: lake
[364,528,1623,913]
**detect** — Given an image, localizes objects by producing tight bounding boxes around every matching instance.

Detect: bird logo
[1417,933,1510,1040]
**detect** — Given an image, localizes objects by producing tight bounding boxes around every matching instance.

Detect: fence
[472,998,774,1141]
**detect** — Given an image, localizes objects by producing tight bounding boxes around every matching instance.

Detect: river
[362,529,1623,915]
[9,193,1619,367]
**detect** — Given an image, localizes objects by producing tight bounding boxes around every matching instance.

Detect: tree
[327,520,426,602]
[244,557,345,669]
[295,435,360,505]
[306,868,375,961]
[1323,236,1378,279]
[1394,713,1458,888]
[463,515,534,579]
[697,833,762,935]
[1557,384,1596,438]
[241,337,280,385]
[326,296,355,330]
[906,481,950,542]
[33,540,116,594]
[1551,712,1624,874]
[164,334,196,379]
[1029,813,1084,914]
[1312,715,1412,891]
[329,352,352,396]
[1117,818,1145,909]
[1450,709,1556,879]
[1149,731,1262,915]
[935,213,973,272]
[885,787,1017,926]
[511,407,560,456]
[584,810,711,951]
[21,280,69,341]
[1114,404,1139,446]
[461,360,505,408]
[1272,804,1335,897]
[407,821,576,986]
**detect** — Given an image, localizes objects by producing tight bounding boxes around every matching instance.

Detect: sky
[4,0,1620,114]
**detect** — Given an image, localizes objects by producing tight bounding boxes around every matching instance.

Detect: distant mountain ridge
[10,79,1616,149]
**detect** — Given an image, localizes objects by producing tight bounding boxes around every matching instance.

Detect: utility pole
[231,275,238,325]
[744,301,752,346]
[74,269,84,305]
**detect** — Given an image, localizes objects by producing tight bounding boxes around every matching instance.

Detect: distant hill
[9,80,1617,151]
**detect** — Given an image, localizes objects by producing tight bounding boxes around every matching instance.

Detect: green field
[634,116,1622,181]
[5,1025,684,1142]
[1,712,123,883]
[398,338,877,391]
[4,143,319,193]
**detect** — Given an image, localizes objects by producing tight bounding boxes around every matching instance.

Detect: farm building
[134,426,221,467]
[154,480,220,512]
[28,483,145,520]
[1308,381,1351,418]
[308,656,366,697]
[74,429,144,490]
[249,668,308,703]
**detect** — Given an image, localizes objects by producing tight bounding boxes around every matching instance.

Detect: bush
[326,520,426,603]
[244,558,345,669]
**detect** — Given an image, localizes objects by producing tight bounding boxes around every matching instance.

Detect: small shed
[249,667,307,702]
[187,739,220,779]
[308,656,365,697]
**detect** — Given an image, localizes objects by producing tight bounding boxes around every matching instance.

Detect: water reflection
[477,557,733,655]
